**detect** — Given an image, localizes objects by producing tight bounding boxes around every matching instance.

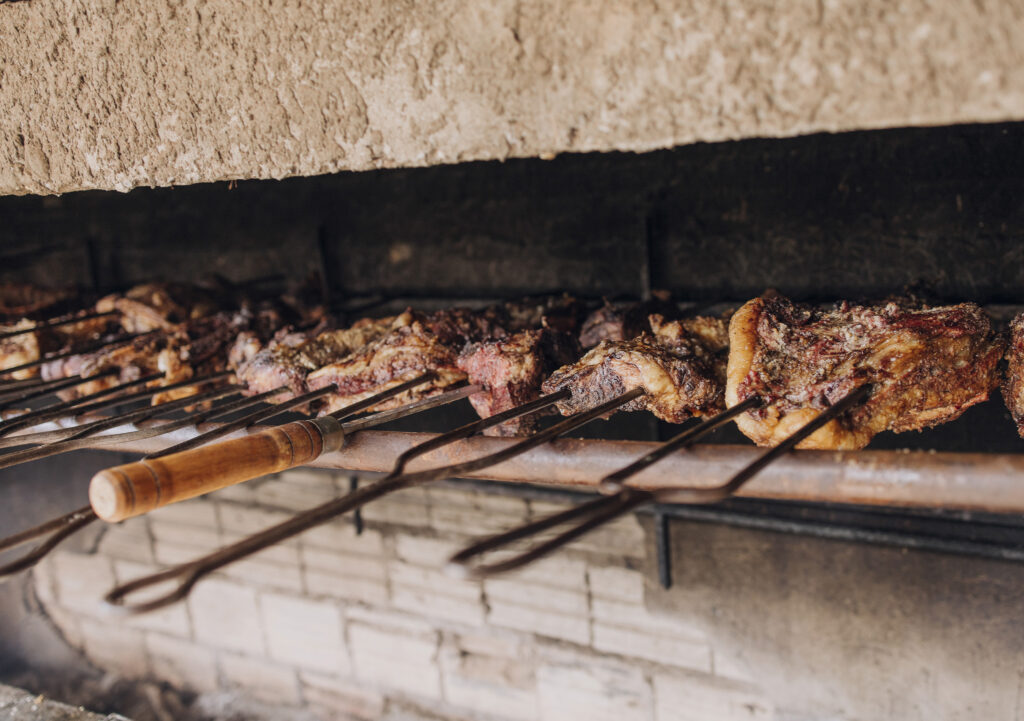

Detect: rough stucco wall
[1,0,1023,196]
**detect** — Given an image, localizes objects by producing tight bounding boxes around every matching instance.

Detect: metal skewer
[101,387,641,613]
[0,330,157,378]
[0,372,234,450]
[0,310,119,340]
[0,381,482,580]
[0,369,122,410]
[447,385,872,578]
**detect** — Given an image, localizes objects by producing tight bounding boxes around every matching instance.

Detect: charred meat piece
[457,329,581,436]
[1002,313,1024,437]
[503,294,586,335]
[307,311,467,414]
[96,282,229,333]
[726,295,1004,450]
[424,307,509,346]
[541,316,728,423]
[236,316,395,397]
[578,293,678,348]
[0,314,120,379]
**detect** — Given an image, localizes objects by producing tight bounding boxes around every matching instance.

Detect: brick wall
[30,470,772,721]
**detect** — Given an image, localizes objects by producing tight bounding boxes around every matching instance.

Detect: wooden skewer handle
[89,417,345,522]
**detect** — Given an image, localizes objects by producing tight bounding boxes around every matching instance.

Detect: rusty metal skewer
[0,381,481,580]
[0,369,123,410]
[446,385,872,578]
[0,330,158,378]
[0,310,119,340]
[102,387,641,614]
[0,372,236,450]
[0,372,164,437]
[0,385,244,470]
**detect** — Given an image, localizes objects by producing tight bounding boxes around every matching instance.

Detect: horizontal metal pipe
[77,422,1024,515]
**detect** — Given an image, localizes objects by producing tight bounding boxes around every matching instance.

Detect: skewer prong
[0,310,119,340]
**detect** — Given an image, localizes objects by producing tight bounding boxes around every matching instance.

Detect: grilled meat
[726,295,1004,450]
[1002,313,1024,437]
[0,283,75,320]
[0,314,120,380]
[457,329,580,436]
[503,294,586,335]
[307,311,468,414]
[96,282,229,333]
[541,315,728,423]
[578,293,678,348]
[236,316,395,397]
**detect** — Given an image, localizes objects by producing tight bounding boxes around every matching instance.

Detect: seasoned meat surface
[0,283,74,319]
[1002,313,1024,437]
[236,316,394,397]
[726,295,1004,450]
[541,315,728,423]
[307,311,467,414]
[96,282,227,333]
[578,295,678,348]
[0,314,120,379]
[457,329,580,436]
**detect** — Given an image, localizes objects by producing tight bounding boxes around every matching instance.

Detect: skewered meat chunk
[1002,313,1024,437]
[726,295,1004,450]
[307,311,467,414]
[578,293,678,348]
[236,316,394,397]
[0,283,74,319]
[541,315,728,423]
[503,294,586,335]
[0,314,120,379]
[457,329,580,436]
[96,282,229,333]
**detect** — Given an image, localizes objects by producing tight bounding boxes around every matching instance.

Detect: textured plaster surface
[1,0,1024,195]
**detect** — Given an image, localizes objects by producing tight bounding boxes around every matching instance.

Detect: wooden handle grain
[89,418,343,522]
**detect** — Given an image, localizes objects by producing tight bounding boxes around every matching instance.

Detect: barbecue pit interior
[1,122,1023,721]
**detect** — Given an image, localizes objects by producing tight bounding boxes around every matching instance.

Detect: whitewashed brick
[188,578,265,654]
[96,520,153,563]
[594,624,712,672]
[305,570,389,605]
[359,490,431,527]
[261,592,349,674]
[154,542,210,566]
[497,555,588,592]
[219,556,305,592]
[146,633,219,693]
[488,601,590,645]
[394,534,463,567]
[111,561,192,638]
[302,521,384,556]
[51,551,115,617]
[218,531,301,565]
[537,660,653,721]
[591,598,708,643]
[454,631,526,661]
[219,653,302,705]
[484,578,588,615]
[653,673,774,721]
[278,468,342,487]
[149,519,220,548]
[569,515,646,558]
[256,476,339,511]
[439,642,539,721]
[428,486,531,517]
[428,488,530,536]
[390,561,481,601]
[345,606,437,636]
[302,547,388,581]
[78,619,149,679]
[301,671,385,720]
[349,623,441,699]
[392,585,485,626]
[588,565,646,603]
[217,503,297,535]
[209,481,259,504]
[146,500,218,528]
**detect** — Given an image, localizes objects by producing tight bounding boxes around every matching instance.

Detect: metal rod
[0,369,120,409]
[0,506,96,579]
[446,387,870,577]
[0,331,156,377]
[0,372,163,437]
[0,311,119,340]
[0,380,481,580]
[0,374,234,448]
[103,386,628,613]
[0,386,243,470]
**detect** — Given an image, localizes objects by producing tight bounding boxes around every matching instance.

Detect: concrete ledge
[2,0,1023,195]
[0,683,130,720]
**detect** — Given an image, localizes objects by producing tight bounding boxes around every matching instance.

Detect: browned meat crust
[0,283,74,319]
[457,329,580,436]
[96,282,228,333]
[578,295,678,348]
[0,314,120,380]
[306,312,467,414]
[1002,313,1024,437]
[726,295,1005,450]
[541,315,728,423]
